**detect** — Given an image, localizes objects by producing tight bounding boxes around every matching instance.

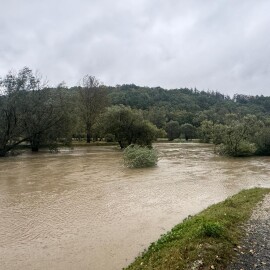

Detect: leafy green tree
[165,120,180,141]
[216,114,261,156]
[254,126,270,155]
[224,113,239,125]
[146,106,167,129]
[219,138,257,157]
[180,123,196,141]
[192,111,208,127]
[198,120,214,143]
[94,105,159,148]
[167,110,194,125]
[212,124,226,145]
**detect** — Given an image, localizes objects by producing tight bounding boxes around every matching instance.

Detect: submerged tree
[254,126,270,155]
[180,123,196,141]
[0,68,35,156]
[198,120,214,143]
[79,75,108,143]
[0,67,73,156]
[165,120,180,141]
[94,105,159,148]
[146,106,167,129]
[23,84,72,152]
[216,114,261,156]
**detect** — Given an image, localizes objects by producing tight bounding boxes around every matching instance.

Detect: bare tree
[0,67,70,156]
[0,67,36,156]
[23,85,69,151]
[79,75,108,143]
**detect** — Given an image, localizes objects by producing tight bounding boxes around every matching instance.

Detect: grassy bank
[125,188,270,270]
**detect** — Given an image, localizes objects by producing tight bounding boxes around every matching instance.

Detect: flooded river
[0,143,269,269]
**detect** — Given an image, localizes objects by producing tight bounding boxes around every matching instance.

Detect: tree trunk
[31,134,40,152]
[86,123,91,143]
[118,141,124,149]
[31,145,39,152]
[0,149,7,157]
[86,132,91,143]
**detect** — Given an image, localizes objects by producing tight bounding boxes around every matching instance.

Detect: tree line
[1,67,270,157]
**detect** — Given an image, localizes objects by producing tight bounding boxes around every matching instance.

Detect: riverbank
[125,188,270,270]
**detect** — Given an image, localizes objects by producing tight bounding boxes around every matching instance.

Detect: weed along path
[0,143,270,270]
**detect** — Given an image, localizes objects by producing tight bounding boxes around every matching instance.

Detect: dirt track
[227,194,270,270]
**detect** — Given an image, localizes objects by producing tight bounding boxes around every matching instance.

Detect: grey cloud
[1,0,270,96]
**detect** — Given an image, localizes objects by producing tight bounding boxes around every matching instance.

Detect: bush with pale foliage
[123,145,158,168]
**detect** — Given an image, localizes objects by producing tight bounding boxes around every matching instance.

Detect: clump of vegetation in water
[124,188,270,270]
[218,141,257,157]
[123,144,158,168]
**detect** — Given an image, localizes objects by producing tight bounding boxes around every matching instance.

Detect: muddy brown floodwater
[0,143,269,270]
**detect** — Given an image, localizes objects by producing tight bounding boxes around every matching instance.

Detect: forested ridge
[106,84,270,117]
[1,67,270,157]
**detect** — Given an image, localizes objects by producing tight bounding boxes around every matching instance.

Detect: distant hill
[100,84,270,126]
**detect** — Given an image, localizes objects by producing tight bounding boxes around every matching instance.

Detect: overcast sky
[1,0,270,96]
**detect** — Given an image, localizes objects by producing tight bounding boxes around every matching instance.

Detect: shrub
[254,127,270,155]
[104,133,115,142]
[199,221,224,238]
[218,141,257,157]
[123,144,158,168]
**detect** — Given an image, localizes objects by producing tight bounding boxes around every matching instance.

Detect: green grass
[124,188,270,270]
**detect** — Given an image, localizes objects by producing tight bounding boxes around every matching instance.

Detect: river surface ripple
[0,143,269,269]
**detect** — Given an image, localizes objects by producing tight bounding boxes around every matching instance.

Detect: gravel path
[227,194,270,270]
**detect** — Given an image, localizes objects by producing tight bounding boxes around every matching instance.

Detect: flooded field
[0,143,269,269]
